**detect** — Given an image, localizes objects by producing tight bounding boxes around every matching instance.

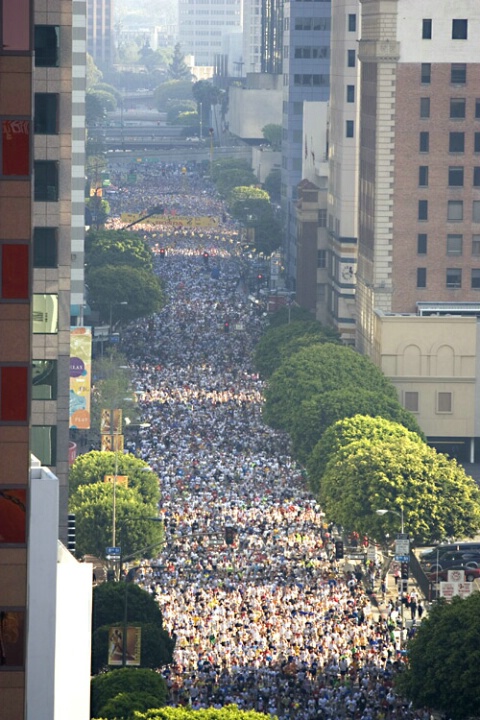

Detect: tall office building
[261,0,283,75]
[0,0,80,714]
[86,0,114,67]
[281,0,331,289]
[325,0,359,343]
[243,0,263,74]
[178,0,242,68]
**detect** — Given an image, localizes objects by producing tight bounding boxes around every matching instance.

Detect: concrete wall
[227,86,282,139]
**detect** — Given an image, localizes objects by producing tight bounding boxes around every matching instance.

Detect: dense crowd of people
[112,161,430,720]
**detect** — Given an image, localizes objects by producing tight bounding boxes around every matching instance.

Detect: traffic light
[203,251,209,263]
[401,562,409,580]
[224,321,230,334]
[335,540,344,560]
[225,525,235,545]
[159,248,165,259]
[257,273,264,283]
[67,513,76,554]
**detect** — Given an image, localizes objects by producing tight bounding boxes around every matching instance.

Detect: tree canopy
[262,123,282,150]
[87,264,165,325]
[291,387,424,464]
[133,706,276,720]
[396,593,480,720]
[91,667,168,719]
[309,416,480,544]
[86,230,154,273]
[262,344,397,433]
[253,320,340,379]
[210,159,257,197]
[154,79,193,110]
[267,304,315,328]
[168,43,191,80]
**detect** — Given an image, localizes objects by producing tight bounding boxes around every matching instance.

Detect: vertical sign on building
[69,327,92,429]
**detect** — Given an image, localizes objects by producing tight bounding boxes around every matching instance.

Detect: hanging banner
[108,626,142,666]
[69,327,92,429]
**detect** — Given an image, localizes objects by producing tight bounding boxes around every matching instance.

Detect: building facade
[86,0,114,68]
[178,0,242,67]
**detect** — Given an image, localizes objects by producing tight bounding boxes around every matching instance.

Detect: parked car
[426,565,480,583]
[424,550,480,576]
[420,542,480,565]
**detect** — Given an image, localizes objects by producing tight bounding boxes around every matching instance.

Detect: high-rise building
[281,0,331,289]
[178,0,242,68]
[243,0,263,74]
[86,0,114,68]
[261,0,283,75]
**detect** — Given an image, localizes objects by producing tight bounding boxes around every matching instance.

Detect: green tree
[166,99,197,124]
[154,79,193,111]
[267,304,316,328]
[93,623,175,675]
[229,186,270,219]
[89,88,118,113]
[133,706,276,720]
[262,123,282,150]
[86,195,110,229]
[86,92,106,126]
[87,53,103,90]
[69,483,162,559]
[168,43,191,80]
[395,593,480,720]
[263,168,281,202]
[91,667,168,718]
[312,418,480,544]
[291,388,424,464]
[69,450,159,506]
[210,160,257,196]
[254,320,340,379]
[93,582,167,632]
[192,80,222,126]
[86,264,165,325]
[86,230,154,273]
[263,344,397,432]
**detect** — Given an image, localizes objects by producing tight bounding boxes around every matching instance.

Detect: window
[449,132,465,153]
[475,133,480,153]
[422,19,432,39]
[447,234,463,255]
[418,200,428,220]
[317,249,326,268]
[447,200,463,221]
[348,13,356,31]
[472,269,480,289]
[32,360,57,400]
[32,294,58,334]
[417,267,427,287]
[293,102,303,115]
[34,25,60,67]
[473,201,480,223]
[2,0,30,52]
[0,611,25,665]
[404,392,419,412]
[450,98,466,119]
[452,19,468,39]
[33,228,58,268]
[417,233,427,254]
[437,392,452,413]
[419,166,429,187]
[34,94,58,134]
[476,100,480,119]
[1,243,29,299]
[421,63,431,84]
[420,97,430,118]
[473,235,480,256]
[346,120,354,138]
[419,132,429,153]
[318,209,327,227]
[448,166,464,186]
[473,168,480,187]
[31,425,57,465]
[451,63,466,84]
[1,119,30,176]
[347,49,355,67]
[346,85,355,103]
[0,492,26,543]
[446,268,462,288]
[34,161,59,201]
[0,366,28,422]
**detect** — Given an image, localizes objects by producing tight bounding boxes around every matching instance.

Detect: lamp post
[109,300,128,334]
[376,507,407,650]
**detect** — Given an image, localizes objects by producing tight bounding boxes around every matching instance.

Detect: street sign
[106,546,121,557]
[395,535,410,562]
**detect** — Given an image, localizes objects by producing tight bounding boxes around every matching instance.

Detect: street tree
[395,592,480,720]
[168,43,191,80]
[69,482,162,559]
[86,264,165,325]
[312,419,480,544]
[91,667,168,719]
[86,92,106,126]
[263,168,281,202]
[267,304,316,328]
[291,388,424,464]
[166,99,197,124]
[86,229,154,273]
[263,344,397,433]
[210,159,257,196]
[192,80,222,126]
[254,320,340,379]
[262,123,282,150]
[307,414,424,495]
[93,622,175,675]
[69,450,160,507]
[154,79,193,111]
[86,195,110,229]
[133,706,276,720]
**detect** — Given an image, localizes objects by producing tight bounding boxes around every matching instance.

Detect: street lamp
[109,300,128,333]
[376,507,404,534]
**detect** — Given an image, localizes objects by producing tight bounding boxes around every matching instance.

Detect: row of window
[418,166,480,188]
[422,18,469,40]
[416,233,480,256]
[419,131,480,154]
[421,63,468,85]
[404,391,452,414]
[419,97,480,120]
[289,17,331,31]
[417,200,480,223]
[416,267,480,290]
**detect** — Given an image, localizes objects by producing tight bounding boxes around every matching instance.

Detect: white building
[178,0,242,67]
